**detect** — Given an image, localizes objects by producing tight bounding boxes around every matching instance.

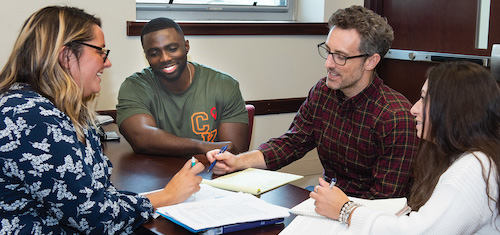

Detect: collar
[333,73,383,109]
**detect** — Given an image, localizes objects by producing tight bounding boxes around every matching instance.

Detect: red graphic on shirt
[210,107,217,120]
[191,112,217,142]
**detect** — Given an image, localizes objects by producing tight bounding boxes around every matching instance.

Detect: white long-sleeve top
[346,151,500,235]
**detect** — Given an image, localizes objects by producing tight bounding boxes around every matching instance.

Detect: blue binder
[157,211,285,234]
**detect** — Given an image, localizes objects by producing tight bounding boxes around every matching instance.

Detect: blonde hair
[0,6,102,140]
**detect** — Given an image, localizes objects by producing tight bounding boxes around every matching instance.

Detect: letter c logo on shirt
[210,107,217,120]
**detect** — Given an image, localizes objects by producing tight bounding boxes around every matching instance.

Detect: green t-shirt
[116,62,248,142]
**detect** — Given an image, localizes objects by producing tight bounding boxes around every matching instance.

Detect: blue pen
[329,178,337,188]
[207,145,228,172]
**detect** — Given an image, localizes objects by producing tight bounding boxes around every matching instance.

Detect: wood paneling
[377,60,432,103]
[245,97,305,115]
[381,0,485,55]
[98,97,306,118]
[489,0,500,47]
[367,0,500,103]
[127,21,329,36]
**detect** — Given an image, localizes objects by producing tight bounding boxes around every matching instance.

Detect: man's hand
[206,149,239,175]
[206,149,267,175]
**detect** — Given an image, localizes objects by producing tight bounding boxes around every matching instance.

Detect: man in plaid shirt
[207,6,418,199]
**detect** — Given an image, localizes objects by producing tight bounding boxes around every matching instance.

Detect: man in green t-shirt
[117,17,248,157]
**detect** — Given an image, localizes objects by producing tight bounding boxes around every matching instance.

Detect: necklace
[187,62,193,85]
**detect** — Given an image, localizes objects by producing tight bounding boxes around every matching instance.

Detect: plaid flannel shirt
[258,75,418,199]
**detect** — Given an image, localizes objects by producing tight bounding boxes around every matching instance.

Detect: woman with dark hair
[310,61,500,234]
[0,6,203,234]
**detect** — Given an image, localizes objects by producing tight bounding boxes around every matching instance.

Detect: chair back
[246,104,255,148]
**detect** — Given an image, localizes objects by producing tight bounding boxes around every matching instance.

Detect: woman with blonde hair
[0,6,203,234]
[311,61,500,234]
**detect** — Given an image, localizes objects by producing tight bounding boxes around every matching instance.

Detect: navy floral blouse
[0,84,153,234]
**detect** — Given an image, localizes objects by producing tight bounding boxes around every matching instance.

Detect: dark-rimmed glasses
[73,41,110,63]
[317,42,368,66]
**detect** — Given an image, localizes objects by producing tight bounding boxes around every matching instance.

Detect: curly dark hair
[328,5,394,58]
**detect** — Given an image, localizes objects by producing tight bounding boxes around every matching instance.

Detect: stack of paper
[202,168,303,195]
[156,191,290,233]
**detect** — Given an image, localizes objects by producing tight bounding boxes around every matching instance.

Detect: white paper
[141,184,237,218]
[290,197,407,219]
[279,215,347,235]
[286,196,407,234]
[182,184,237,203]
[96,115,114,125]
[157,192,290,231]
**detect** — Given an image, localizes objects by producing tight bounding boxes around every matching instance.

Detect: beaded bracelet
[339,200,363,225]
[339,201,352,224]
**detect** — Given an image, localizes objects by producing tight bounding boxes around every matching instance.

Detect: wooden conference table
[101,124,310,235]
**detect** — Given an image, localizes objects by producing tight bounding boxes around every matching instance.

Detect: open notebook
[290,197,408,219]
[281,197,408,234]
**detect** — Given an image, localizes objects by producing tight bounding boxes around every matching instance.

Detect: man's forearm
[119,114,233,156]
[125,127,228,156]
[235,150,267,170]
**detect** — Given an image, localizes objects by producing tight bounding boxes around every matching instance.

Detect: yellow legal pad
[202,168,303,195]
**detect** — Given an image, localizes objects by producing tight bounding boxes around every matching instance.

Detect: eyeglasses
[317,42,368,66]
[72,41,110,63]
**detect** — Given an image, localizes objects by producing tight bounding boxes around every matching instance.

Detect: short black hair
[140,17,184,45]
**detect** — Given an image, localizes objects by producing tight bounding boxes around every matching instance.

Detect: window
[136,0,295,21]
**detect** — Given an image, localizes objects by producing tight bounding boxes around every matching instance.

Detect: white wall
[324,0,364,21]
[0,0,142,112]
[0,0,362,184]
[297,0,363,22]
[0,0,362,110]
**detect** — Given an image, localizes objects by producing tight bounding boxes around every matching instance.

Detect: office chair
[246,104,255,148]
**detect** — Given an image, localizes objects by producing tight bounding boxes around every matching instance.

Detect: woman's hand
[309,177,349,220]
[145,158,204,209]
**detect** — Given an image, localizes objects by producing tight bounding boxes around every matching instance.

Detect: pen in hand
[191,156,196,168]
[329,178,337,189]
[207,145,228,172]
[191,156,197,197]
